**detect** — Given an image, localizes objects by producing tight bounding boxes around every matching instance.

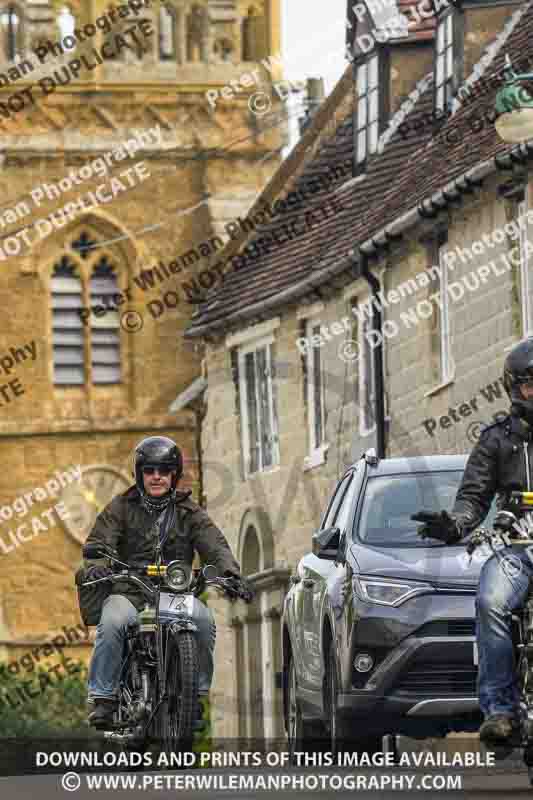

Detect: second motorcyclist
[413,338,533,744]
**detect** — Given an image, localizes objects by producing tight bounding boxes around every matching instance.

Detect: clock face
[57,464,132,545]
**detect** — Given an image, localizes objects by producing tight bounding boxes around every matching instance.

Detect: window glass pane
[257,347,273,469]
[358,94,367,128]
[369,121,379,153]
[357,129,367,164]
[311,326,323,450]
[436,55,443,87]
[322,473,352,529]
[369,88,378,123]
[357,473,498,546]
[245,352,259,474]
[437,22,444,52]
[160,5,176,59]
[446,13,453,40]
[335,476,356,533]
[368,55,378,89]
[357,63,367,96]
[446,46,453,81]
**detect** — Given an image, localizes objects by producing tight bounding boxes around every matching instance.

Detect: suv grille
[394,663,477,696]
[416,619,475,637]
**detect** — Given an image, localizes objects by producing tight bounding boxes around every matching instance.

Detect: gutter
[185,141,533,340]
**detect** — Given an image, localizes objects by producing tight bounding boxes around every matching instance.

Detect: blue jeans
[477,546,533,718]
[87,595,216,702]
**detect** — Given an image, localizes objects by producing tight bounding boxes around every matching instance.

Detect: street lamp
[495,55,533,143]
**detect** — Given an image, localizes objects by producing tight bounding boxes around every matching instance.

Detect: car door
[298,471,356,691]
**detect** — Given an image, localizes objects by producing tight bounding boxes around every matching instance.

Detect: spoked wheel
[160,631,199,754]
[287,656,324,762]
[324,646,381,757]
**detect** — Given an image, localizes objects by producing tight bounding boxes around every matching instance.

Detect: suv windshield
[357,471,496,547]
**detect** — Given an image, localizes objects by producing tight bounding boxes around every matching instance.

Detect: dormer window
[356,52,380,168]
[435,10,463,112]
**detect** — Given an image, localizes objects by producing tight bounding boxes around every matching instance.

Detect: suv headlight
[354,576,434,607]
[165,561,191,591]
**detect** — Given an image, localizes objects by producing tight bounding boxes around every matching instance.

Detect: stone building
[185,0,533,738]
[0,0,282,685]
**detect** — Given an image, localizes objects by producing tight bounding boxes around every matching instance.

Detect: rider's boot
[479,714,520,743]
[88,698,118,728]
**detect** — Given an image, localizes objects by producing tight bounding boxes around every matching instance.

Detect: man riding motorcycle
[78,435,253,728]
[413,338,533,745]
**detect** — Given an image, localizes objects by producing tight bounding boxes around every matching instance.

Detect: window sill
[424,374,455,399]
[303,444,329,472]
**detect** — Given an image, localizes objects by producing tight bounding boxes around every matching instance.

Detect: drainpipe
[361,257,386,458]
[351,50,386,458]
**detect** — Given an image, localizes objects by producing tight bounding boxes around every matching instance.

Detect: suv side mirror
[312,526,340,560]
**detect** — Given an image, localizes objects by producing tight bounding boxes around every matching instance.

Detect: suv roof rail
[362,448,379,466]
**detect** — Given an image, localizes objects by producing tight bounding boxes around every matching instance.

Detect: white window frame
[518,197,533,337]
[303,317,328,470]
[238,335,279,478]
[435,12,454,112]
[356,52,379,167]
[357,306,377,438]
[438,243,453,383]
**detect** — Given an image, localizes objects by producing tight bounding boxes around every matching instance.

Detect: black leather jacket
[453,411,533,535]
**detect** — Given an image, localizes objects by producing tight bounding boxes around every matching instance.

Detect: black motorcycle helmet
[503,338,533,425]
[133,436,183,512]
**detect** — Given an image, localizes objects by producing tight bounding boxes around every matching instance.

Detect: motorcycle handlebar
[81,569,241,599]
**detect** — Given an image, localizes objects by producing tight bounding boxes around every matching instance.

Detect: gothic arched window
[0,4,21,61]
[159,3,176,60]
[50,232,122,386]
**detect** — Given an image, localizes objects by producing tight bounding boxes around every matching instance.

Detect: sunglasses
[142,466,174,476]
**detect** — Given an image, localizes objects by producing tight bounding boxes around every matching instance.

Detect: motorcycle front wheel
[160,631,199,753]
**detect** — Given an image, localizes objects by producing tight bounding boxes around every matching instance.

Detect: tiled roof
[186,2,532,338]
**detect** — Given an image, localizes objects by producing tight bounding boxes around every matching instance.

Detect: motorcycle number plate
[169,594,194,614]
[473,642,478,666]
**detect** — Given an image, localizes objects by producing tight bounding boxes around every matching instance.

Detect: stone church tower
[0,0,282,675]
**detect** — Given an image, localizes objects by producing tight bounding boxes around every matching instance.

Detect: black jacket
[453,411,533,533]
[77,486,241,611]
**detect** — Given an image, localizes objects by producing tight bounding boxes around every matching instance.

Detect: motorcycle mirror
[83,543,112,560]
[202,564,218,580]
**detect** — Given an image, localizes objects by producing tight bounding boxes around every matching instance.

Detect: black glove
[411,510,462,544]
[86,565,113,581]
[224,574,255,604]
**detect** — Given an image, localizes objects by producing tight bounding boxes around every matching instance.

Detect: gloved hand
[411,510,462,544]
[86,565,113,581]
[224,573,255,604]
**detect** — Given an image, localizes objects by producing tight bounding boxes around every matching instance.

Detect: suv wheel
[287,656,324,762]
[324,645,381,756]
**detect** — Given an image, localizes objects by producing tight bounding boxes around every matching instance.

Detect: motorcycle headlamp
[165,561,192,591]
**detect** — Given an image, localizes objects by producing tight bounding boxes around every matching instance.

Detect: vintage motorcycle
[466,491,533,780]
[81,541,250,752]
